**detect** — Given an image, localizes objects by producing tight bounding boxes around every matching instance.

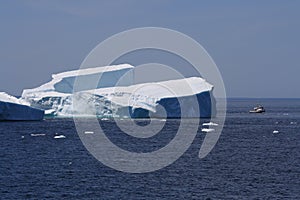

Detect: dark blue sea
[1,99,299,199]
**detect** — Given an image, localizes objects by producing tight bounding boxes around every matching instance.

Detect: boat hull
[249,110,265,113]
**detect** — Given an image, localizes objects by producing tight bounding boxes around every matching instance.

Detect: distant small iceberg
[44,109,56,117]
[84,131,94,134]
[273,130,279,134]
[30,133,46,137]
[201,128,215,133]
[54,134,66,139]
[202,122,218,126]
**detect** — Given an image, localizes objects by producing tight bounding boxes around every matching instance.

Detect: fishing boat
[249,105,265,113]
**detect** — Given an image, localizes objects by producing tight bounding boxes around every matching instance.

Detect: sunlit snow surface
[0,92,29,106]
[21,64,215,118]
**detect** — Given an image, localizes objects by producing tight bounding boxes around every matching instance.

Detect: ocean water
[0,99,299,199]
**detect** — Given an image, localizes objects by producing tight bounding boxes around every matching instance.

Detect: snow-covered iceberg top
[92,77,212,99]
[52,63,134,79]
[0,92,29,106]
[22,64,134,98]
[86,77,213,109]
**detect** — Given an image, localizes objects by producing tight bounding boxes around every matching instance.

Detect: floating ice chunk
[45,109,56,115]
[54,135,66,139]
[202,122,218,126]
[290,122,297,125]
[21,136,25,139]
[201,128,215,133]
[84,131,94,134]
[30,133,46,137]
[273,130,279,134]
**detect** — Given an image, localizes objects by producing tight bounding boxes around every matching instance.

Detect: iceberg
[201,128,215,133]
[21,64,215,118]
[0,92,44,121]
[202,122,219,126]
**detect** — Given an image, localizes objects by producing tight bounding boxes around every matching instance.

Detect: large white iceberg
[21,64,215,118]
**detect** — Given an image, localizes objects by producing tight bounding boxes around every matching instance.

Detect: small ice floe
[21,136,25,139]
[275,121,279,124]
[273,130,279,134]
[290,122,297,125]
[45,109,56,115]
[201,128,215,133]
[84,131,94,134]
[283,113,289,116]
[202,122,219,126]
[30,133,46,137]
[54,134,66,139]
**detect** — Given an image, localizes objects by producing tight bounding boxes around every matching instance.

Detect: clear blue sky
[0,0,299,98]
